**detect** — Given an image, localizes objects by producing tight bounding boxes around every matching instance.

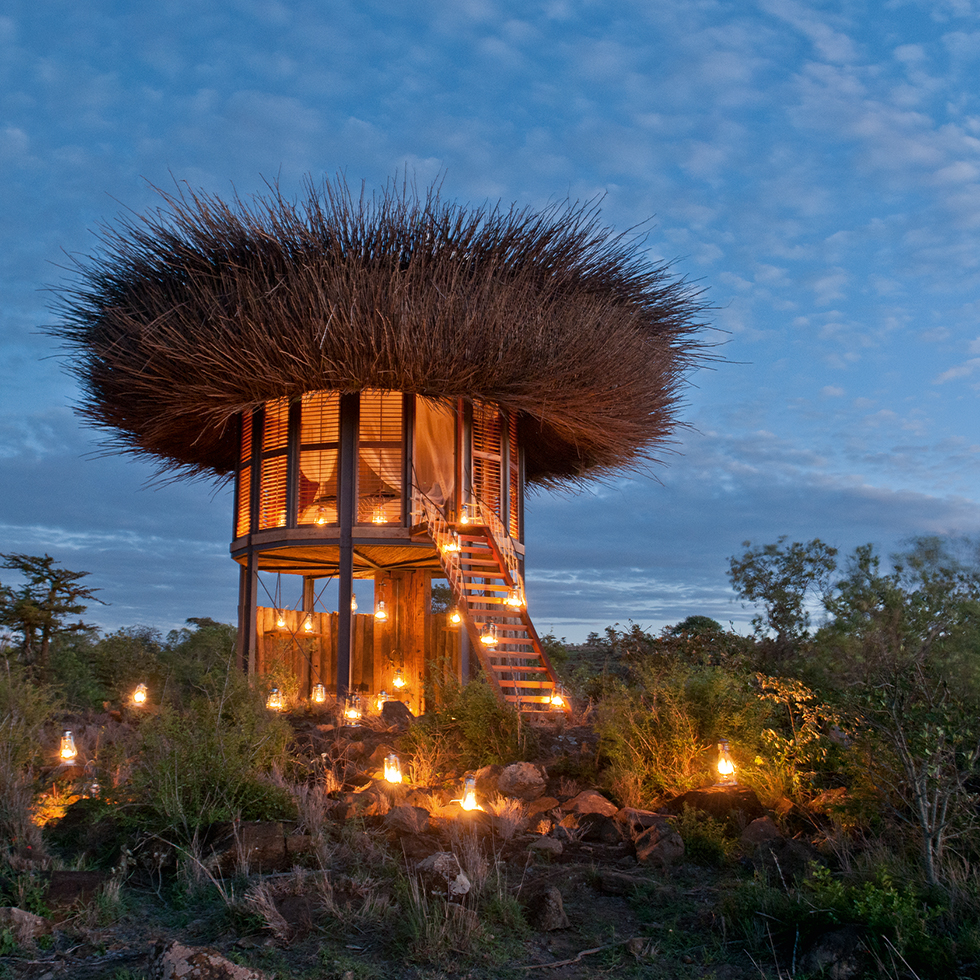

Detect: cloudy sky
[2,0,979,642]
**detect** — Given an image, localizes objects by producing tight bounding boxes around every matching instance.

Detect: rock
[741,816,782,851]
[614,807,666,837]
[564,790,618,817]
[753,837,824,887]
[385,805,431,835]
[473,764,503,798]
[526,886,569,930]
[802,925,864,979]
[0,907,52,944]
[44,870,112,908]
[527,796,560,819]
[416,852,471,898]
[596,869,640,895]
[381,700,414,729]
[207,821,287,874]
[149,939,273,979]
[527,836,563,857]
[662,785,766,824]
[634,820,685,867]
[497,762,546,801]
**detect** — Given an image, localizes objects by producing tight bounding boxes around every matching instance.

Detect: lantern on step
[459,504,471,525]
[716,740,736,785]
[344,694,362,725]
[384,753,403,784]
[442,532,460,555]
[461,774,482,811]
[311,682,326,704]
[59,731,77,763]
[480,621,498,646]
[549,686,566,710]
[505,587,524,609]
[132,682,148,706]
[267,688,284,711]
[392,667,406,690]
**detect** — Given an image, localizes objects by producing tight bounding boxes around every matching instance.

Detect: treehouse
[49,176,708,717]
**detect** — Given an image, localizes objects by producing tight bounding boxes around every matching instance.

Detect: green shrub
[668,804,737,867]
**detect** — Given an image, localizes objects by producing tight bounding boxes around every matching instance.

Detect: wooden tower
[49,177,709,717]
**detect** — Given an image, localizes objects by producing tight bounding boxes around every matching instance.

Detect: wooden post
[336,393,358,701]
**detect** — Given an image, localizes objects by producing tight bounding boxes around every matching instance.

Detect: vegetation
[0,537,977,978]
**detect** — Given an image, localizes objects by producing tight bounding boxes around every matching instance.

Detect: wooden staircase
[420,497,568,719]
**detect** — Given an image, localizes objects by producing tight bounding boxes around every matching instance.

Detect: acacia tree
[0,553,102,673]
[727,537,838,659]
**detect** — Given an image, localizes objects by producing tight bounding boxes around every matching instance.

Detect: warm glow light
[374,599,388,621]
[375,690,389,712]
[442,532,460,554]
[267,688,284,711]
[311,683,326,704]
[460,774,482,811]
[371,503,388,524]
[459,504,470,525]
[314,505,328,526]
[480,622,498,646]
[276,612,286,629]
[449,608,462,626]
[132,682,148,706]
[344,695,362,724]
[303,615,314,633]
[59,731,77,762]
[392,668,406,689]
[505,588,523,609]
[549,689,566,709]
[716,740,736,785]
[351,594,358,612]
[384,753,403,784]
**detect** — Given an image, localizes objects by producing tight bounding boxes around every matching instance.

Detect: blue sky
[2,0,979,642]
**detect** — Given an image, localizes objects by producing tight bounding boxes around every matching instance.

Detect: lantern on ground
[716,740,736,785]
[375,690,389,712]
[311,683,326,704]
[59,731,77,763]
[392,667,406,690]
[267,688,284,711]
[549,686,566,710]
[461,774,482,811]
[132,682,148,706]
[384,753,403,784]
[480,621,498,646]
[344,694,362,725]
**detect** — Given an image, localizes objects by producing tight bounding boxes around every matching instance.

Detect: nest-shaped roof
[49,177,711,488]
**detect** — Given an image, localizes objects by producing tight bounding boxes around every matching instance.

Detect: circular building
[49,177,710,717]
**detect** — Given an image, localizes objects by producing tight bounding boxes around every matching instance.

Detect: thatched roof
[48,177,711,488]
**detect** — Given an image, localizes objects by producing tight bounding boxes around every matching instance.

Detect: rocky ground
[0,713,858,980]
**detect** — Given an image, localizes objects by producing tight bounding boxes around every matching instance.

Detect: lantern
[351,594,358,612]
[480,621,498,646]
[311,683,326,704]
[442,532,460,554]
[267,688,284,711]
[303,614,314,633]
[132,682,148,706]
[344,694,362,724]
[449,607,462,626]
[549,686,566,710]
[461,774,482,811]
[275,610,287,629]
[375,690,389,712]
[716,740,736,785]
[59,731,77,763]
[371,501,388,524]
[384,753,403,784]
[459,504,471,525]
[374,599,388,621]
[392,667,406,690]
[505,587,524,609]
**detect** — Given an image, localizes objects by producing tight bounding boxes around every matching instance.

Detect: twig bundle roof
[49,177,711,488]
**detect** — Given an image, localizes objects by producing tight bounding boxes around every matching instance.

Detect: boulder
[497,763,546,802]
[526,886,569,931]
[527,796,560,819]
[741,816,782,851]
[753,837,824,887]
[802,925,865,979]
[564,790,618,817]
[662,785,766,824]
[595,869,640,895]
[527,836,563,858]
[473,764,503,798]
[207,821,288,874]
[634,820,685,867]
[149,940,272,980]
[381,700,414,729]
[385,805,431,835]
[614,807,666,838]
[0,907,52,944]
[416,852,471,898]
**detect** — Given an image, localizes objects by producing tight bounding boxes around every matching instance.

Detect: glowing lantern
[132,682,148,706]
[505,587,524,609]
[461,774,482,811]
[549,687,566,710]
[449,608,462,626]
[480,622,498,646]
[267,688,284,711]
[384,753,403,784]
[344,694,362,724]
[442,532,460,554]
[311,683,326,704]
[351,594,358,612]
[371,501,388,524]
[375,690,389,712]
[303,615,314,633]
[716,740,736,785]
[374,599,388,622]
[459,504,471,525]
[276,611,286,629]
[314,497,330,525]
[392,667,407,690]
[59,731,77,763]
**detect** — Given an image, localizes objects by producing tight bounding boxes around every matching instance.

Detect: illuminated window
[358,391,403,524]
[298,392,340,526]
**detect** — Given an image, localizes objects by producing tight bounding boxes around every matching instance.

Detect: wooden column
[237,552,258,674]
[335,393,358,701]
